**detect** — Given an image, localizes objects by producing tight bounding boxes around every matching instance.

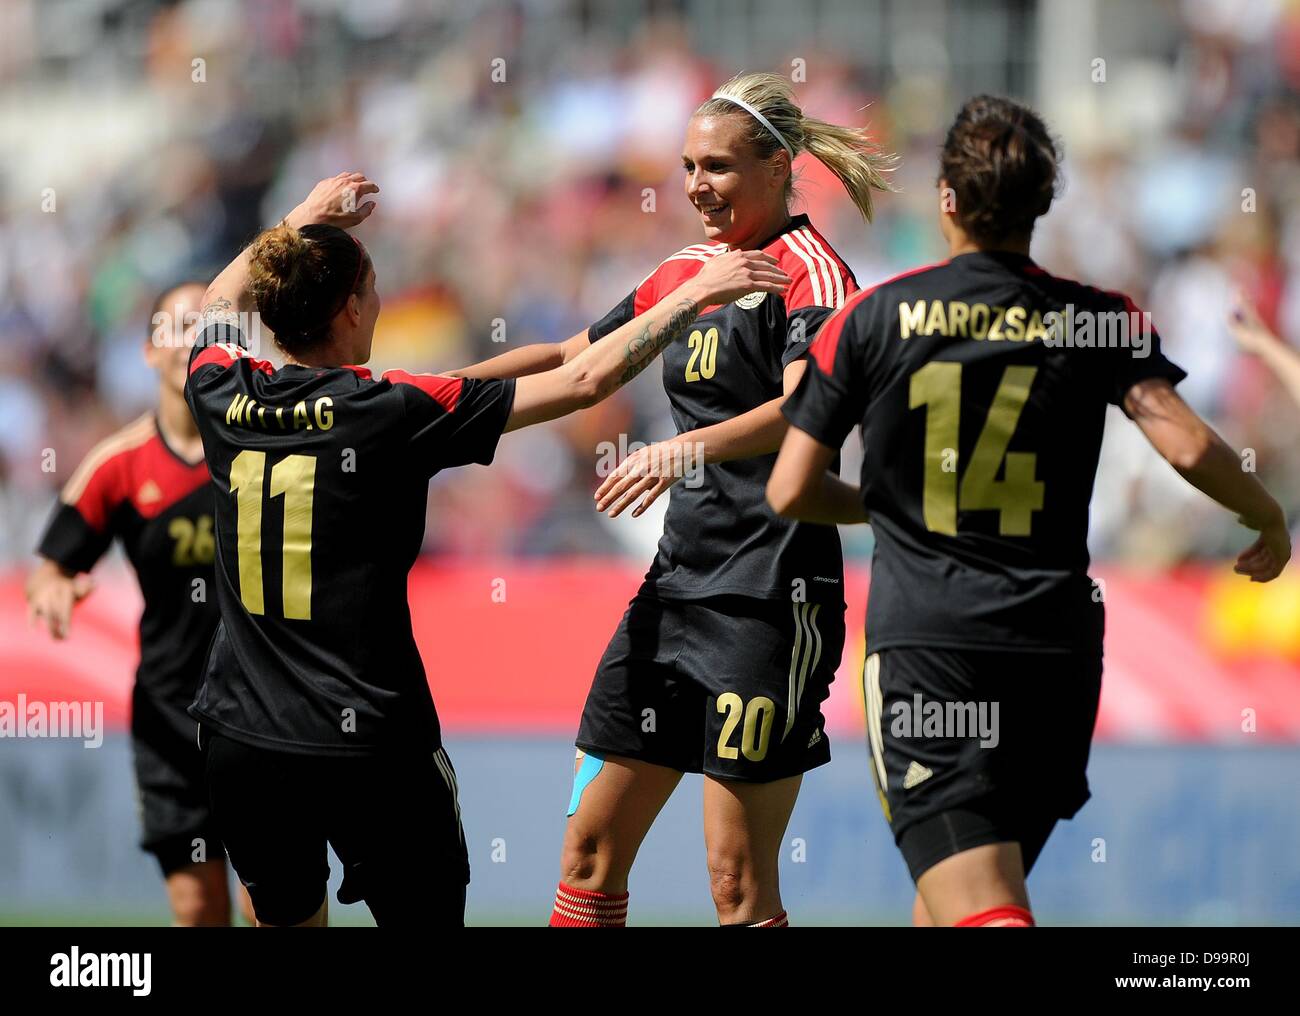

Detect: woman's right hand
[686,249,791,307]
[285,172,379,231]
[25,560,95,640]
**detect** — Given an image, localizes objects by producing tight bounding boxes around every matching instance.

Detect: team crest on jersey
[735,291,767,310]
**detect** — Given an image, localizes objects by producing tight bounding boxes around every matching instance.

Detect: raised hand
[285,172,379,231]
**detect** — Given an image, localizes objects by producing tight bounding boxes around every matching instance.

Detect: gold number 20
[717,693,776,762]
[685,327,719,382]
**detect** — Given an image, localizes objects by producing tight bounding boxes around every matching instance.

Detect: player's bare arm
[504,249,789,432]
[766,426,869,525]
[1124,376,1290,582]
[444,332,591,380]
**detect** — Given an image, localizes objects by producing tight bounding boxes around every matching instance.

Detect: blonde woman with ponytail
[456,72,894,926]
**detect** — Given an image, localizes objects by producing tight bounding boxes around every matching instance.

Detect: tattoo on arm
[198,296,238,330]
[618,299,698,385]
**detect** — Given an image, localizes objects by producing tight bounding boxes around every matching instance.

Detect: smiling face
[682,113,790,249]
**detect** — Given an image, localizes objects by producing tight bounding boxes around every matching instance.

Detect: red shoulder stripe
[799,225,856,288]
[633,280,657,317]
[809,299,860,373]
[856,259,951,299]
[59,416,156,531]
[635,243,727,316]
[1019,263,1147,316]
[764,222,857,311]
[190,343,274,376]
[383,369,463,413]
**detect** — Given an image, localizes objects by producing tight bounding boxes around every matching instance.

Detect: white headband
[711,92,794,159]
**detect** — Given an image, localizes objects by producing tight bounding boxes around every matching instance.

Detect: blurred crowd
[1,0,1298,569]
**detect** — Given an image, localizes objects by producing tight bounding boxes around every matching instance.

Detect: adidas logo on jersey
[137,480,162,505]
[807,727,822,749]
[903,760,934,789]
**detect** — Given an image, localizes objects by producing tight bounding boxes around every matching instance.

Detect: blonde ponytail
[696,71,896,222]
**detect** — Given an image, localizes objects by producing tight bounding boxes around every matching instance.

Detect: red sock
[954,905,1035,927]
[748,911,789,927]
[549,882,629,927]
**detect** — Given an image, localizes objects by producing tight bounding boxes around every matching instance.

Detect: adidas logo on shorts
[807,728,822,749]
[903,760,934,789]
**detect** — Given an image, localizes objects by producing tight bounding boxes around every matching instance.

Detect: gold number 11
[229,450,317,620]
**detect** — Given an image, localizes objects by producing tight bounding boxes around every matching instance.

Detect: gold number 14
[229,450,317,620]
[908,362,1044,536]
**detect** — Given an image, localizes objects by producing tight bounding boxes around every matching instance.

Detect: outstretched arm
[767,426,869,525]
[504,250,790,433]
[445,332,591,380]
[1125,377,1289,582]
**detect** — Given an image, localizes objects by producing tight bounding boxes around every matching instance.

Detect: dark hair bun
[247,222,368,356]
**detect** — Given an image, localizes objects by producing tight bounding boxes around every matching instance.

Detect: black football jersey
[184,323,515,755]
[783,250,1187,653]
[589,214,855,603]
[36,414,219,741]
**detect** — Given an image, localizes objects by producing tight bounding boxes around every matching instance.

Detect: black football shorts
[576,592,845,783]
[202,728,469,926]
[130,687,223,877]
[861,646,1103,881]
